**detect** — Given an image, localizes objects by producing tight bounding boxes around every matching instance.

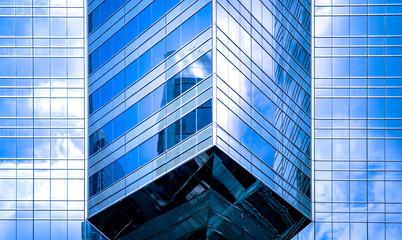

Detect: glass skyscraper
[0,0,85,239]
[1,0,401,239]
[86,0,311,239]
[294,0,402,239]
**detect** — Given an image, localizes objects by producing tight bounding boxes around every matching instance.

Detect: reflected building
[0,0,86,239]
[294,0,402,240]
[87,0,311,239]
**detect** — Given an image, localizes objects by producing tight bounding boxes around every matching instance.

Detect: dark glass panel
[112,0,125,12]
[126,103,138,130]
[125,17,138,44]
[138,5,152,33]
[100,38,113,66]
[89,172,100,197]
[181,63,197,93]
[113,156,126,182]
[113,28,125,53]
[196,2,212,34]
[99,0,112,27]
[138,49,151,78]
[182,110,196,140]
[152,39,165,66]
[101,163,113,190]
[89,48,100,74]
[139,134,158,167]
[157,129,166,154]
[152,84,166,112]
[88,8,98,33]
[196,99,212,131]
[166,74,181,103]
[181,15,196,45]
[113,113,126,139]
[101,121,113,146]
[89,89,100,114]
[113,70,125,96]
[152,0,165,22]
[126,147,139,173]
[138,94,152,123]
[166,27,180,56]
[100,80,113,106]
[166,0,180,11]
[126,60,139,87]
[167,119,181,149]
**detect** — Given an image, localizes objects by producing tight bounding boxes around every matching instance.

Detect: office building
[0,0,86,239]
[87,0,311,239]
[294,0,402,239]
[3,0,400,239]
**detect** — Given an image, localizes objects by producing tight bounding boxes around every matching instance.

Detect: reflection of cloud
[34,179,50,200]
[315,17,331,36]
[0,179,16,200]
[298,223,313,240]
[386,182,402,202]
[51,98,67,117]
[34,139,50,158]
[68,98,84,118]
[315,222,331,239]
[51,179,67,200]
[315,139,331,160]
[68,179,84,201]
[51,138,67,159]
[34,98,50,117]
[68,139,84,159]
[333,139,349,160]
[0,160,16,168]
[385,223,402,239]
[333,223,349,240]
[17,180,33,200]
[315,181,331,202]
[333,203,349,212]
[351,223,367,240]
[333,181,349,201]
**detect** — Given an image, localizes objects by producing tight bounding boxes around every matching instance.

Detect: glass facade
[87,0,215,227]
[0,0,85,239]
[4,0,401,239]
[294,0,402,239]
[87,0,311,239]
[215,0,312,218]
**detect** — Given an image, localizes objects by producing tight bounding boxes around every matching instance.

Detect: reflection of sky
[311,1,402,239]
[0,1,85,238]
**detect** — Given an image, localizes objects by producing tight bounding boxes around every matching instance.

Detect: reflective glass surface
[0,0,85,239]
[88,3,212,114]
[295,0,402,239]
[88,0,185,74]
[215,0,312,219]
[89,51,212,155]
[89,100,212,197]
[88,0,312,239]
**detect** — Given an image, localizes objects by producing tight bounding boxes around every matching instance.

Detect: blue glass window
[167,119,181,149]
[89,5,213,114]
[126,103,139,130]
[89,101,212,197]
[88,2,212,74]
[126,147,138,173]
[88,0,128,33]
[89,52,212,155]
